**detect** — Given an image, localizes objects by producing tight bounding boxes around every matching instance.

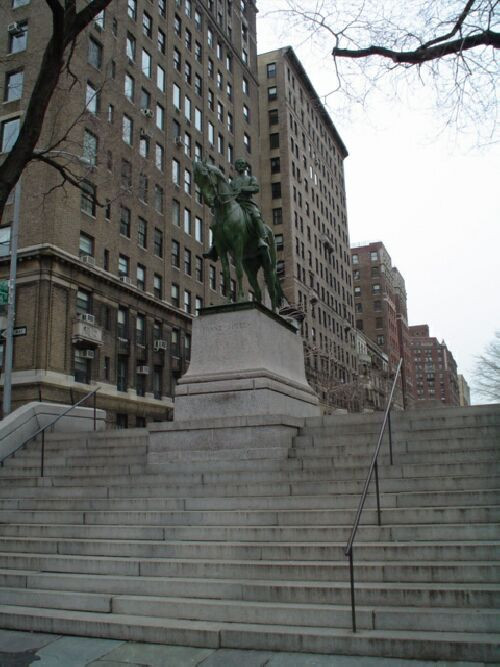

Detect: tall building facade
[350,241,413,408]
[257,47,357,411]
[409,325,460,406]
[458,374,471,406]
[0,0,260,425]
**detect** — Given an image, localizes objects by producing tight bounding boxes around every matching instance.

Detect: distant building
[258,47,357,411]
[0,0,260,425]
[458,374,471,406]
[350,242,413,409]
[356,330,390,411]
[409,325,460,406]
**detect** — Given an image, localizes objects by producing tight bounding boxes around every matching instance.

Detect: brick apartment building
[257,46,357,411]
[350,241,414,409]
[409,325,460,406]
[0,0,260,425]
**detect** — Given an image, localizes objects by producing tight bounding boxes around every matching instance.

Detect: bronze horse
[193,160,284,312]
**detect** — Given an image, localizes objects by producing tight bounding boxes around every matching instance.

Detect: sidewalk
[0,629,488,667]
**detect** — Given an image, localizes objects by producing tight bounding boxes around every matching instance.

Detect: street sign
[1,326,27,338]
[0,280,8,306]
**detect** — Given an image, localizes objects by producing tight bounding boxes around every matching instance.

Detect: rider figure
[204,158,269,261]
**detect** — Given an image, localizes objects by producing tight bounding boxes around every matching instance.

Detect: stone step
[301,422,500,439]
[11,571,500,609]
[293,433,500,451]
[291,447,500,466]
[1,521,499,543]
[0,605,498,661]
[2,487,496,512]
[0,552,498,583]
[0,473,497,503]
[4,453,148,468]
[0,504,497,528]
[0,536,498,562]
[2,586,497,633]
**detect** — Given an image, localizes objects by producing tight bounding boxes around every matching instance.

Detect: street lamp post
[2,179,21,417]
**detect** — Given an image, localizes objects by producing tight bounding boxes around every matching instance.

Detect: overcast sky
[257,5,500,404]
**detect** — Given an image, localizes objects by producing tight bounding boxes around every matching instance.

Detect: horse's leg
[243,258,262,303]
[220,251,232,302]
[234,257,245,302]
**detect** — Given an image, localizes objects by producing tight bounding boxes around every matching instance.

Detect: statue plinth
[174,302,320,420]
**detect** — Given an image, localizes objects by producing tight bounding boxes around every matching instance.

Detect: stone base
[174,302,320,420]
[148,414,303,463]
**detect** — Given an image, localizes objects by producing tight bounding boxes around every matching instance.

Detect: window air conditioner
[153,339,168,351]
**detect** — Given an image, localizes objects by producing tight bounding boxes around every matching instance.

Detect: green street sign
[0,280,9,306]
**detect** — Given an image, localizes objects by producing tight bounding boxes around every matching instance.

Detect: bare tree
[473,331,500,402]
[0,0,114,221]
[266,0,499,138]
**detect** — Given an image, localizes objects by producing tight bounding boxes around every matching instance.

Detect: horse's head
[193,160,217,206]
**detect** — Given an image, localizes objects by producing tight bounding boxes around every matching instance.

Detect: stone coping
[199,300,298,333]
[148,414,305,432]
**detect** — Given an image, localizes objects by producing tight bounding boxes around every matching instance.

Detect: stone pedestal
[174,302,320,421]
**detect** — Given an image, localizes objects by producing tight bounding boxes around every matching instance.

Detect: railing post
[388,409,393,465]
[93,391,96,431]
[349,548,356,633]
[41,431,45,478]
[374,460,381,526]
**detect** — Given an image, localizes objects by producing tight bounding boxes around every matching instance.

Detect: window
[269,109,279,125]
[138,170,149,199]
[85,82,99,114]
[372,283,381,294]
[120,206,131,237]
[157,28,166,54]
[171,239,180,267]
[275,234,284,251]
[354,286,361,296]
[208,58,214,78]
[153,275,162,299]
[195,256,203,282]
[172,158,180,185]
[370,250,379,262]
[173,83,181,109]
[195,217,203,242]
[76,289,91,316]
[268,86,277,101]
[1,117,20,153]
[79,232,94,258]
[271,182,282,199]
[209,265,216,290]
[138,218,147,248]
[269,133,279,149]
[122,114,133,144]
[157,64,165,91]
[4,70,23,102]
[155,143,164,171]
[174,14,182,36]
[242,78,249,95]
[120,159,132,189]
[0,226,11,257]
[227,112,233,133]
[194,108,202,131]
[183,207,191,234]
[184,248,192,275]
[195,41,202,62]
[352,253,359,264]
[80,181,96,216]
[195,9,202,29]
[124,73,135,101]
[377,335,385,346]
[184,94,191,121]
[156,103,165,130]
[172,199,180,227]
[142,49,152,77]
[242,104,250,123]
[184,61,192,85]
[137,264,146,290]
[9,21,28,54]
[142,11,152,38]
[272,208,282,226]
[154,228,163,257]
[158,0,166,17]
[185,28,192,50]
[12,0,30,7]
[173,47,181,71]
[171,283,180,307]
[243,133,251,153]
[183,289,191,314]
[88,37,102,69]
[195,296,203,315]
[184,168,192,194]
[270,157,280,174]
[136,313,146,345]
[208,121,214,145]
[126,33,136,61]
[127,0,137,20]
[194,73,203,96]
[154,184,164,213]
[118,254,129,277]
[266,62,277,78]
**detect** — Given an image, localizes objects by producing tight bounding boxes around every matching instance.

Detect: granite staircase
[0,404,499,661]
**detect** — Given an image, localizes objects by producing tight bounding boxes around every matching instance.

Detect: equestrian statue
[193,158,284,312]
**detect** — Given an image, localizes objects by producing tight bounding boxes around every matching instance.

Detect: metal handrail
[344,358,403,633]
[1,387,100,477]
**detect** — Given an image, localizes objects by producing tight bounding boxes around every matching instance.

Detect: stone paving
[0,630,489,667]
